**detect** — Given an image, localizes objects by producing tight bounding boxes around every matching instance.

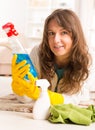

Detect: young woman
[12,9,91,105]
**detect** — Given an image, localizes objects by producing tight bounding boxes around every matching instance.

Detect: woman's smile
[54,44,64,49]
[53,44,65,54]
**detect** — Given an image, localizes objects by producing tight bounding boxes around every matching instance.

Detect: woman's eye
[48,32,54,36]
[62,31,68,35]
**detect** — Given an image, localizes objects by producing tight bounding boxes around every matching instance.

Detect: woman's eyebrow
[47,29,53,32]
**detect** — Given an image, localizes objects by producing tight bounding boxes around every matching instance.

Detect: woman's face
[48,19,73,60]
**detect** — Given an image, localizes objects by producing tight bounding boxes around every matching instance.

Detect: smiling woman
[11,9,92,105]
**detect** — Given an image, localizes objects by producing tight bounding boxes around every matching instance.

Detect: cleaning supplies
[2,22,38,80]
[33,79,50,120]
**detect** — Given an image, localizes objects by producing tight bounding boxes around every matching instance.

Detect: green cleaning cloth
[48,104,95,126]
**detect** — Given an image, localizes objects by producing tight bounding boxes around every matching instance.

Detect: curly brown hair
[39,9,91,94]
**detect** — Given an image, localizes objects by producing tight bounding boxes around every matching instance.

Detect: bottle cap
[2,22,19,37]
[36,79,50,91]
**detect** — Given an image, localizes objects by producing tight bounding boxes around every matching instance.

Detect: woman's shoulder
[30,44,40,60]
[30,44,40,54]
[30,44,41,77]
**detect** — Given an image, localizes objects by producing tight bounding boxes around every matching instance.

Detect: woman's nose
[54,33,61,43]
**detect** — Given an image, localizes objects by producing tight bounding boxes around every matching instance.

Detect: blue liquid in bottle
[16,53,38,80]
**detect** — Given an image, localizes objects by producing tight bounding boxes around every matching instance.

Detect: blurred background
[0,0,95,47]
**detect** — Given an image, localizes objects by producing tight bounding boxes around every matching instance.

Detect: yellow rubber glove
[11,54,30,96]
[48,90,64,105]
[23,73,40,100]
[12,75,40,100]
[12,54,30,79]
[12,78,25,96]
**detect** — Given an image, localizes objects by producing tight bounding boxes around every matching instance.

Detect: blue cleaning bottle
[2,22,38,80]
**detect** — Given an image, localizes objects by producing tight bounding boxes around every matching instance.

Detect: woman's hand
[11,54,30,96]
[12,54,30,79]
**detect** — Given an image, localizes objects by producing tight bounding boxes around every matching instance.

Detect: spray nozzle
[36,79,50,91]
[2,22,18,37]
